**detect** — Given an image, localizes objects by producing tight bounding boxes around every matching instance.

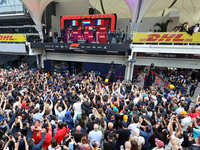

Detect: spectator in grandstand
[107,29,112,43]
[111,29,116,43]
[43,28,49,42]
[116,29,122,43]
[60,27,65,43]
[121,30,126,43]
[49,29,53,42]
[53,29,58,43]
[194,23,200,33]
[180,22,189,32]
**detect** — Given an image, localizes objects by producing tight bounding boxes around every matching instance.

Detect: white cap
[181,97,185,101]
[36,103,40,109]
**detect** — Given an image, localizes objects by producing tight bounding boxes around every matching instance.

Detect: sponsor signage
[0,34,26,42]
[137,53,200,59]
[133,32,200,43]
[31,43,130,52]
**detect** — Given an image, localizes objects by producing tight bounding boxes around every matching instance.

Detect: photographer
[27,125,46,150]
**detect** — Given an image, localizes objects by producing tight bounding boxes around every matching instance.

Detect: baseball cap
[77,114,82,120]
[122,121,128,127]
[155,138,164,148]
[123,115,128,122]
[132,111,137,116]
[181,97,185,101]
[180,111,187,115]
[113,106,118,112]
[66,111,71,116]
[108,108,113,113]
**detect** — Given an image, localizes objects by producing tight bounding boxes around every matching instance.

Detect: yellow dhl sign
[132,32,200,43]
[0,34,26,42]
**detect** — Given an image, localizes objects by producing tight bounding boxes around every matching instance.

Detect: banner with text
[133,32,200,43]
[0,34,26,42]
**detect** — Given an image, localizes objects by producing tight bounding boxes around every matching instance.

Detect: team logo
[0,0,7,5]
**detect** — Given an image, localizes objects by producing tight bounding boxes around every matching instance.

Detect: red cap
[155,138,164,148]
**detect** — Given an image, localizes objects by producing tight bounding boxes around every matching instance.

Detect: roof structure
[89,0,200,25]
[20,0,53,40]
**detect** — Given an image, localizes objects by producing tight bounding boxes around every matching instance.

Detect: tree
[154,19,173,32]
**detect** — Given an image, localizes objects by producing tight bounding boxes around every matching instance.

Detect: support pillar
[125,62,132,81]
[125,52,137,81]
[36,55,40,69]
[41,49,46,69]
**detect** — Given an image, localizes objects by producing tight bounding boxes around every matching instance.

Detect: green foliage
[154,19,173,32]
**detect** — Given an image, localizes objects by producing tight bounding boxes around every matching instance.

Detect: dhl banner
[0,34,26,42]
[132,32,200,43]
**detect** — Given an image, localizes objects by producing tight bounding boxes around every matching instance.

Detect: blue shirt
[63,116,73,130]
[138,123,153,148]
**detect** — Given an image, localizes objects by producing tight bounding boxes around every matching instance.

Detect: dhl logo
[0,34,26,42]
[140,34,191,42]
[133,32,200,43]
[0,35,15,41]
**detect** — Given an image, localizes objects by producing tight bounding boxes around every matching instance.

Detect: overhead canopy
[124,0,157,31]
[20,0,53,40]
[21,0,200,38]
[89,0,200,25]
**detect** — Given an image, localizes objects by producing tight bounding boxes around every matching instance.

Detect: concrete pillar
[36,55,40,68]
[125,52,137,81]
[125,62,132,81]
[41,49,46,69]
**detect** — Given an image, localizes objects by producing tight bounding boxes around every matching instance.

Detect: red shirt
[32,130,42,144]
[54,127,69,145]
[188,112,200,118]
[42,128,52,150]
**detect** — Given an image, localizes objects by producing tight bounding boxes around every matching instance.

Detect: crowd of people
[173,22,199,35]
[0,63,200,150]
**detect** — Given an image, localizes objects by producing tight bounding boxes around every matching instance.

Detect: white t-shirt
[132,136,145,146]
[134,97,140,105]
[194,27,199,33]
[128,123,139,137]
[175,107,184,114]
[55,108,67,121]
[88,130,102,147]
[152,148,164,150]
[48,145,61,150]
[181,116,191,131]
[73,102,82,114]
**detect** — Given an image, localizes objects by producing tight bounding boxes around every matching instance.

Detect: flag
[82,20,91,26]
[71,20,78,26]
[95,19,104,25]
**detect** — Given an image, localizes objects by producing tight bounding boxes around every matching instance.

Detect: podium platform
[77,39,88,43]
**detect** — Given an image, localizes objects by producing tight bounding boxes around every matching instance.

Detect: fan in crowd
[0,63,200,150]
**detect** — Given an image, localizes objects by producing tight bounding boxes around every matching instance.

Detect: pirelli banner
[132,32,200,43]
[0,34,26,42]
